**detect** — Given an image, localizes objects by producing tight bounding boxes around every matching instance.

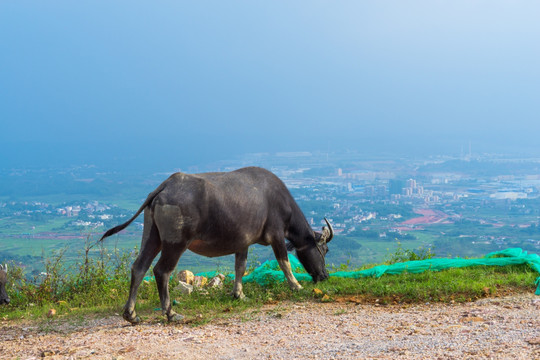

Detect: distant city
[1,150,540,271]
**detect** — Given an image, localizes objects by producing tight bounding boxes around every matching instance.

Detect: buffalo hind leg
[124,211,161,324]
[271,239,303,291]
[233,249,248,299]
[153,242,187,322]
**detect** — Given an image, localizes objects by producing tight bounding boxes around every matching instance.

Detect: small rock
[193,276,208,288]
[119,346,136,354]
[459,316,484,323]
[177,270,194,285]
[175,281,193,295]
[313,288,323,296]
[208,276,223,288]
[527,337,540,345]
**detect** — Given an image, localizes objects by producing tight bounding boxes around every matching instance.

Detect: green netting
[197,248,540,295]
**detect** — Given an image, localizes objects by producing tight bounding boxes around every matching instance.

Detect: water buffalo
[101,166,333,324]
[0,264,9,305]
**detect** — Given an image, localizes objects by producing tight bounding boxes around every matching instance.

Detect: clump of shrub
[1,236,148,315]
[384,242,436,264]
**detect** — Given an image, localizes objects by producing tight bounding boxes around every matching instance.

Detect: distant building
[389,179,405,195]
[490,192,527,200]
[377,185,387,198]
[364,186,375,197]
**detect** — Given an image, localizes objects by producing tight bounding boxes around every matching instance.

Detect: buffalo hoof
[167,313,185,323]
[233,292,247,300]
[123,311,141,325]
[290,283,303,291]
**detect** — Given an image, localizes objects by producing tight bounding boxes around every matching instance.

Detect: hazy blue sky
[1,1,539,169]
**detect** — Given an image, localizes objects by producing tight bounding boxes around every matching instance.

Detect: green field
[2,219,538,275]
[0,233,243,274]
[2,180,540,275]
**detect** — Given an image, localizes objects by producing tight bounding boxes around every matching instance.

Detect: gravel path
[1,294,539,359]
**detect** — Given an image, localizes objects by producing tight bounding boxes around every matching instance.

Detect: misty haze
[1,2,540,358]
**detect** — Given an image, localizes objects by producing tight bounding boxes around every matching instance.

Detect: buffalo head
[0,264,9,305]
[295,218,334,283]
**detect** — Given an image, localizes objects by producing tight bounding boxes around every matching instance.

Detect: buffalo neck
[285,202,315,249]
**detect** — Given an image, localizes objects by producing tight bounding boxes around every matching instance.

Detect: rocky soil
[1,294,539,360]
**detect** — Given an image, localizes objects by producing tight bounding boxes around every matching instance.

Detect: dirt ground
[1,294,539,360]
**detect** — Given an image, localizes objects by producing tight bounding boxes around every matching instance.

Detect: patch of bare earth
[1,294,539,359]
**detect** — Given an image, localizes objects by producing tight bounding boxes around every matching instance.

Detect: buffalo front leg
[271,240,303,291]
[233,249,248,299]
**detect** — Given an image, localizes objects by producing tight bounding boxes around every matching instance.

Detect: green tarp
[198,248,540,295]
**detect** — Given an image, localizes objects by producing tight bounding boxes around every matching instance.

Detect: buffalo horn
[320,217,334,244]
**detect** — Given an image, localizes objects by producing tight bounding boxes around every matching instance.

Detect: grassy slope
[0,259,537,325]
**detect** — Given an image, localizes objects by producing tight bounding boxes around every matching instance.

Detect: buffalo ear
[316,233,325,247]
